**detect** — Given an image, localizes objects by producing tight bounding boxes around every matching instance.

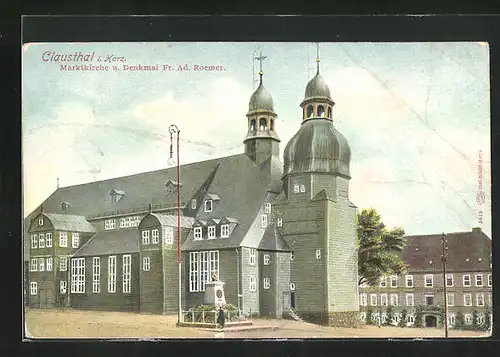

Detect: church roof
[301,72,334,105]
[401,229,491,272]
[248,82,275,113]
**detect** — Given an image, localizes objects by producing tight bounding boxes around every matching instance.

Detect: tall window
[30,282,37,295]
[204,200,213,212]
[164,227,174,244]
[38,218,44,226]
[123,255,131,294]
[263,277,271,289]
[59,232,68,247]
[265,203,271,214]
[463,274,471,287]
[465,314,473,325]
[30,258,37,272]
[108,256,116,293]
[476,293,485,307]
[390,275,397,288]
[488,274,492,287]
[189,251,219,292]
[39,233,45,248]
[142,230,150,245]
[200,251,209,291]
[191,199,197,209]
[316,249,321,259]
[143,257,151,271]
[424,274,433,287]
[306,105,313,118]
[72,233,80,248]
[208,226,216,239]
[46,233,53,247]
[300,184,306,193]
[189,252,199,291]
[39,257,45,272]
[360,293,367,306]
[60,281,67,294]
[152,229,159,244]
[105,219,116,230]
[46,257,53,271]
[379,276,387,288]
[250,119,256,131]
[446,274,454,287]
[70,257,85,293]
[317,105,325,117]
[249,248,257,266]
[261,215,268,228]
[406,293,414,306]
[31,234,38,249]
[425,295,434,306]
[380,294,388,306]
[92,257,100,293]
[370,294,377,306]
[249,275,257,292]
[259,118,267,131]
[194,227,203,240]
[277,217,283,227]
[447,293,455,306]
[390,294,398,306]
[209,251,219,282]
[464,293,472,306]
[405,275,413,287]
[264,254,270,266]
[475,274,483,287]
[221,224,230,238]
[59,256,67,271]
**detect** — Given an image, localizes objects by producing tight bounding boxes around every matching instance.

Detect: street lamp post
[169,124,182,326]
[441,233,449,338]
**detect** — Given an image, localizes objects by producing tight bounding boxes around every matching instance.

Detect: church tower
[244,53,280,165]
[274,46,359,326]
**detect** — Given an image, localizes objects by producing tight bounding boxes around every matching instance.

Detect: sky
[22,42,491,237]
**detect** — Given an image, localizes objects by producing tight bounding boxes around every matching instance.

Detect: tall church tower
[244,53,280,165]
[274,47,359,326]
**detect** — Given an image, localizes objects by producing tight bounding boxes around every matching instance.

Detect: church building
[24,52,360,326]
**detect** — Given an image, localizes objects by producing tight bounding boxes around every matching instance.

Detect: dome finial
[316,42,320,74]
[255,51,267,85]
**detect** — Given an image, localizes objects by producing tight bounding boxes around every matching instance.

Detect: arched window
[250,119,256,131]
[328,107,332,118]
[259,118,267,131]
[270,119,274,131]
[306,105,313,118]
[317,105,325,117]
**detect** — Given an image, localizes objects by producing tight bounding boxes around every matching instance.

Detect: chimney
[472,227,482,233]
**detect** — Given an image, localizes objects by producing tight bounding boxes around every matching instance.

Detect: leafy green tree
[357,208,408,286]
[399,308,407,328]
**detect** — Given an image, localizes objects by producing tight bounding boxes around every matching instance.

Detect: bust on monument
[204,273,226,306]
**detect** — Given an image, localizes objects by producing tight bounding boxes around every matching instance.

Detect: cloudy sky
[22,42,491,237]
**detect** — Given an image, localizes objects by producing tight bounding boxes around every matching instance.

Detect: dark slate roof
[401,229,492,272]
[149,213,196,228]
[40,213,96,233]
[258,223,291,252]
[73,229,139,257]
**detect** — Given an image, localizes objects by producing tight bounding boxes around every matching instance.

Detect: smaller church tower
[244,53,280,165]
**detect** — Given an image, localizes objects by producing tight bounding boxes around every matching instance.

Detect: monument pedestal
[204,281,226,306]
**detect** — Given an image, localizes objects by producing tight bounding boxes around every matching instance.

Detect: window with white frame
[46,233,53,247]
[59,256,67,271]
[316,249,321,260]
[447,293,455,306]
[464,293,472,306]
[263,254,270,266]
[221,224,230,238]
[476,293,485,306]
[209,251,219,282]
[70,257,85,293]
[261,214,268,228]
[133,216,141,227]
[30,282,37,295]
[189,251,219,292]
[249,248,257,266]
[105,219,116,230]
[123,255,131,294]
[475,274,483,287]
[38,218,44,226]
[405,275,413,287]
[424,274,433,287]
[463,274,471,287]
[390,294,398,306]
[152,229,159,244]
[360,293,367,306]
[390,275,397,288]
[293,184,300,193]
[72,233,80,248]
[191,199,197,210]
[46,257,53,271]
[30,258,37,272]
[143,256,150,271]
[208,226,216,239]
[142,230,150,245]
[204,200,213,212]
[300,184,306,193]
[263,277,271,289]
[265,203,271,214]
[249,275,257,292]
[406,293,414,306]
[380,294,388,306]
[120,218,127,228]
[477,314,485,325]
[38,257,45,272]
[446,273,454,287]
[488,274,492,287]
[189,252,199,291]
[59,232,67,247]
[380,276,387,288]
[290,251,294,261]
[93,257,100,293]
[39,233,45,248]
[60,280,67,294]
[194,227,203,240]
[407,315,415,325]
[200,251,209,291]
[164,227,174,244]
[370,294,377,306]
[290,282,296,291]
[448,314,456,326]
[465,314,473,325]
[31,234,38,249]
[108,256,116,293]
[277,217,283,227]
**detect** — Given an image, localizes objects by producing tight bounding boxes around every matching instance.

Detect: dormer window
[261,214,268,228]
[110,189,125,203]
[205,200,213,212]
[264,203,271,214]
[208,226,216,239]
[221,224,230,238]
[191,199,197,210]
[38,218,44,226]
[61,202,70,212]
[194,227,203,241]
[300,184,306,193]
[166,180,182,194]
[277,217,283,227]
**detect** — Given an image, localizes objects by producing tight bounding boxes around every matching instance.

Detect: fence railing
[182,309,239,324]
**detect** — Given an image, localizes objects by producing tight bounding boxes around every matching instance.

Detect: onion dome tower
[244,52,280,165]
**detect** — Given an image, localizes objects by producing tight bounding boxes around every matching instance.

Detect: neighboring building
[359,228,492,329]
[24,54,360,325]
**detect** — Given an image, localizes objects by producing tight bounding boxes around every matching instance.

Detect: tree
[366,306,373,325]
[399,308,407,328]
[386,305,395,326]
[357,208,408,286]
[455,311,465,330]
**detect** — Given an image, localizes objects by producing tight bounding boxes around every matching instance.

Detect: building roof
[73,229,139,257]
[148,213,196,228]
[248,81,275,114]
[301,72,334,105]
[258,223,291,252]
[40,213,96,233]
[402,229,492,272]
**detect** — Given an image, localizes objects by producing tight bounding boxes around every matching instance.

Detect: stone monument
[204,272,226,306]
